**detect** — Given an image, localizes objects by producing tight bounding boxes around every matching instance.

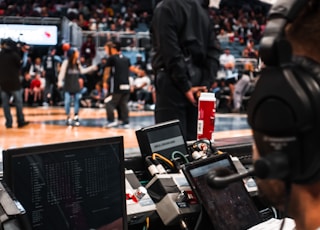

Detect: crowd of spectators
[0,0,268,54]
[0,0,270,113]
[0,1,268,38]
[0,0,152,33]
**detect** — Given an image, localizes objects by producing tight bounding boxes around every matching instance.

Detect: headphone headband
[268,0,309,21]
[259,0,309,66]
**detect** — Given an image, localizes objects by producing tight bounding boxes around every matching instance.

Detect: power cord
[171,150,190,170]
[152,153,175,169]
[171,151,189,164]
[153,158,167,174]
[142,216,149,230]
[179,219,189,230]
[194,206,204,230]
[145,156,159,176]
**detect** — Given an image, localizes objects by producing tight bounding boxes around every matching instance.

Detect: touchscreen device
[182,153,262,230]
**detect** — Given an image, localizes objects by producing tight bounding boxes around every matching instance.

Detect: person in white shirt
[219,47,237,109]
[132,69,152,109]
[219,47,236,74]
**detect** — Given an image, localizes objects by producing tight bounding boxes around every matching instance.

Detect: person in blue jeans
[58,48,97,126]
[0,38,29,128]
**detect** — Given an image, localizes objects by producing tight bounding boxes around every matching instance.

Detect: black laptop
[182,153,262,230]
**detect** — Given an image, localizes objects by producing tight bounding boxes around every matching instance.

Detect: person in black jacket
[0,38,29,128]
[151,0,220,141]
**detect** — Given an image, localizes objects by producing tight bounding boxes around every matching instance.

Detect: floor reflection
[41,114,249,131]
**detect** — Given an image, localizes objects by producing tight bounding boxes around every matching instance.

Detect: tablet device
[182,153,262,230]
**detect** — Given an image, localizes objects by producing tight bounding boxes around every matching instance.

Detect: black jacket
[151,0,220,93]
[0,47,22,92]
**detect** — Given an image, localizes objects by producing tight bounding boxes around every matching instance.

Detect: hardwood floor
[0,106,252,154]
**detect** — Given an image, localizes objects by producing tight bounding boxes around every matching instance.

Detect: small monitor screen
[2,137,127,230]
[182,154,262,230]
[136,120,188,160]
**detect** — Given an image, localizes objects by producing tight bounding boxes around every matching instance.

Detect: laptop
[182,153,262,230]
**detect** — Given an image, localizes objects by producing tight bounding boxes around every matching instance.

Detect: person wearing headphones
[247,1,320,229]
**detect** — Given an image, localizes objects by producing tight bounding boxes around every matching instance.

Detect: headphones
[247,0,320,184]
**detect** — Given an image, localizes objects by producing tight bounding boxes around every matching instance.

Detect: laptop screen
[182,154,262,230]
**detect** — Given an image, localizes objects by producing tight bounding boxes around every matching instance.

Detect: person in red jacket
[30,72,43,105]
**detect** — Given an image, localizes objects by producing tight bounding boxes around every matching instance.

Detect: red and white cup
[197,92,216,142]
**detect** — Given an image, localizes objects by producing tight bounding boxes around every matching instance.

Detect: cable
[142,216,149,230]
[194,206,204,230]
[145,156,159,176]
[152,153,175,169]
[179,219,189,230]
[279,180,292,230]
[216,150,224,155]
[271,207,279,219]
[171,151,189,164]
[153,158,167,174]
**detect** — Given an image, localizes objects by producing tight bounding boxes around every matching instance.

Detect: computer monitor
[2,137,127,230]
[136,120,189,160]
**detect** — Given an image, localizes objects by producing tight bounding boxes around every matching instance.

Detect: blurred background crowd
[0,0,271,113]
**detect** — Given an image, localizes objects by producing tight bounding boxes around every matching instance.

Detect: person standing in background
[21,71,32,105]
[103,41,139,128]
[58,48,97,126]
[42,47,61,106]
[219,47,237,110]
[232,61,255,113]
[0,38,29,128]
[151,0,220,141]
[80,34,96,66]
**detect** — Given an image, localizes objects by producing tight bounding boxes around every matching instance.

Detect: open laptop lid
[182,153,262,230]
[136,119,189,160]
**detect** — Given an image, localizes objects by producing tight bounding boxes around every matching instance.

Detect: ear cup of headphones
[248,66,313,134]
[248,58,320,183]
